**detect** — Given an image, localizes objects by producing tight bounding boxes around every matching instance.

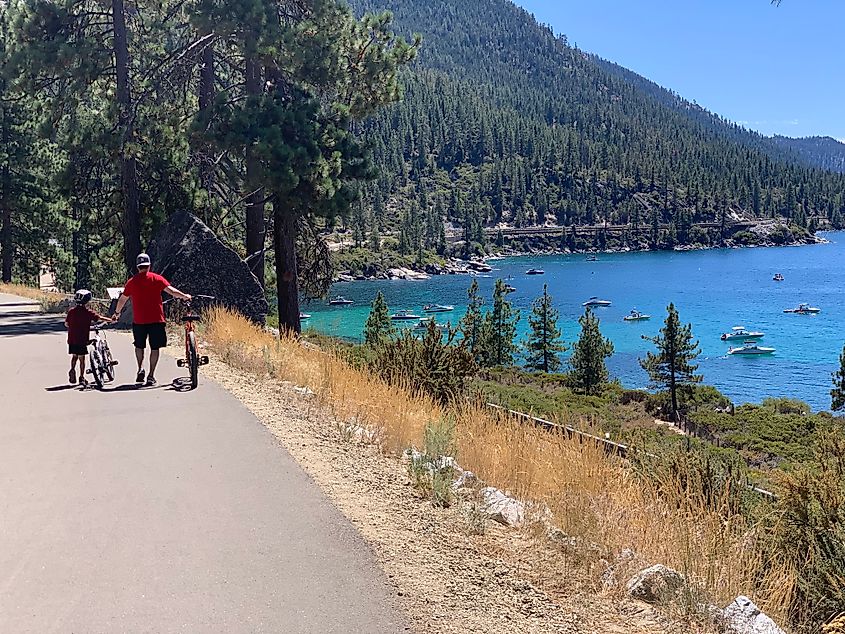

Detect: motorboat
[773,273,784,282]
[328,296,353,305]
[623,309,651,321]
[526,268,545,275]
[728,341,776,356]
[720,326,765,341]
[586,255,598,262]
[504,285,517,293]
[390,310,422,321]
[783,303,820,314]
[299,312,311,320]
[413,317,444,332]
[583,296,611,307]
[423,304,454,313]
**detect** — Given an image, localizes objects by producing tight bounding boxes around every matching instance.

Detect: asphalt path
[0,293,407,633]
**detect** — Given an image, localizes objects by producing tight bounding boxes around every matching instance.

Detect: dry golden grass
[0,282,67,311]
[205,307,794,621]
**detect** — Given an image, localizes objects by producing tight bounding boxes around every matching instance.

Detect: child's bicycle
[169,295,214,390]
[87,323,118,389]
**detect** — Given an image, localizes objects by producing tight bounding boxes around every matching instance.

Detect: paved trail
[0,293,407,633]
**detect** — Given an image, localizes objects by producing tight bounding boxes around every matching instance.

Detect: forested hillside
[770,136,845,174]
[346,0,845,256]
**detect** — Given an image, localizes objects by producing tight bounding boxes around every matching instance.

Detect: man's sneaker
[79,377,88,387]
[69,369,77,384]
[145,376,157,387]
[136,369,146,384]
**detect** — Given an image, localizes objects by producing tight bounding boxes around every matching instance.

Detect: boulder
[723,596,785,634]
[146,211,268,324]
[480,487,525,527]
[625,564,684,604]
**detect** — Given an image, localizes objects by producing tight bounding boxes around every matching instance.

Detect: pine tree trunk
[0,202,11,283]
[198,38,215,224]
[244,54,265,287]
[112,0,142,276]
[273,202,301,335]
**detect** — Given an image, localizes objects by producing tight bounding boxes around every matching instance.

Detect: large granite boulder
[146,211,268,324]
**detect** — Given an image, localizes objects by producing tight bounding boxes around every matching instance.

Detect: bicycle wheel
[101,343,115,382]
[88,348,103,388]
[188,331,199,389]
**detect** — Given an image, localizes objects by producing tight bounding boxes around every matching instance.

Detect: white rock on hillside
[480,487,525,527]
[723,596,785,634]
[386,267,430,281]
[625,564,684,604]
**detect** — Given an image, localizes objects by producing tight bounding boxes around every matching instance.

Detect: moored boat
[728,341,776,356]
[504,285,517,293]
[583,296,611,307]
[423,304,454,313]
[526,268,545,275]
[586,255,598,262]
[390,310,422,321]
[773,273,784,282]
[783,303,820,314]
[299,312,311,320]
[721,326,765,341]
[413,317,444,332]
[328,296,353,305]
[623,309,651,321]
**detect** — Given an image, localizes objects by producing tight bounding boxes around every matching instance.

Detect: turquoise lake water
[304,232,845,411]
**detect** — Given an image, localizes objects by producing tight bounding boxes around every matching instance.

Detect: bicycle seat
[182,314,202,322]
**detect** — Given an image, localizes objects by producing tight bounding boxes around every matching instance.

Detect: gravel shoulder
[202,356,693,634]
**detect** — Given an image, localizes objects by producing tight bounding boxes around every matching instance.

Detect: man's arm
[164,286,192,301]
[113,293,129,319]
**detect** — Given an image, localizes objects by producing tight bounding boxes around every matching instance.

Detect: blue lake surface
[305,232,845,411]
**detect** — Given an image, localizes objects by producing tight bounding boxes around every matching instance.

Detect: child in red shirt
[65,289,112,385]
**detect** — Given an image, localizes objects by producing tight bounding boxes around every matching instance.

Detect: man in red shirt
[112,253,191,386]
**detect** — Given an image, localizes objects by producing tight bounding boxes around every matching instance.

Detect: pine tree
[524,284,566,372]
[481,279,519,367]
[569,308,613,395]
[459,278,485,362]
[831,344,845,412]
[640,303,702,422]
[364,291,394,345]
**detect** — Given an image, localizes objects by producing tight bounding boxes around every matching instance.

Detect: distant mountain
[769,136,845,174]
[344,0,845,254]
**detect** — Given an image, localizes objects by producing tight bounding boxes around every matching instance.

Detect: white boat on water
[526,268,545,275]
[328,296,353,305]
[299,312,311,320]
[623,309,651,321]
[413,317,444,332]
[728,340,776,356]
[783,303,820,314]
[583,296,611,307]
[391,310,422,321]
[721,326,765,341]
[423,304,454,313]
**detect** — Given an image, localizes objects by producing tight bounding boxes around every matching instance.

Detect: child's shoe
[69,369,77,384]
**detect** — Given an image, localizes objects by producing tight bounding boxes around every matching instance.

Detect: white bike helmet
[74,289,92,305]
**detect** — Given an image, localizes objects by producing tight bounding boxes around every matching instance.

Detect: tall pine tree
[640,303,702,422]
[364,291,394,345]
[831,344,845,412]
[524,284,566,372]
[569,308,613,395]
[481,278,519,367]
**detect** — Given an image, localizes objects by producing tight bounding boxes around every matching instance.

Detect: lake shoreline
[334,230,828,282]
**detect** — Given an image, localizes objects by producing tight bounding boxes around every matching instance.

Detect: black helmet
[74,289,92,305]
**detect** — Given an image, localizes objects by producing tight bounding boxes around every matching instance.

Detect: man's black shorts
[68,344,87,355]
[133,323,167,350]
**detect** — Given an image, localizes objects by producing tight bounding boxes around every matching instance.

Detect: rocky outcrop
[625,564,684,604]
[722,596,785,634]
[146,211,268,324]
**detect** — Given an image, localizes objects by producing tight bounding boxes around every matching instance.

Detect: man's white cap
[136,253,151,267]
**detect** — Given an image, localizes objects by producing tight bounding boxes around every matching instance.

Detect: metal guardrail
[486,402,777,501]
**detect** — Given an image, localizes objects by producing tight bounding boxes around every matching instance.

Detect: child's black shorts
[68,344,87,355]
[133,322,167,350]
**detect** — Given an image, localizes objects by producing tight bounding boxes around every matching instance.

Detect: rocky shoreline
[334,227,828,283]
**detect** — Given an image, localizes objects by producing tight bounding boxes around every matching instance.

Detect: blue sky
[515,0,845,141]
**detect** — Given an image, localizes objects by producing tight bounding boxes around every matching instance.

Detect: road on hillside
[0,293,407,633]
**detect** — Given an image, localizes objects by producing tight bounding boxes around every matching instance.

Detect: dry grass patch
[205,308,793,624]
[0,282,67,312]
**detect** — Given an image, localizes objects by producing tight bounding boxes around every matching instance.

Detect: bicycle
[171,295,214,390]
[87,323,118,389]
